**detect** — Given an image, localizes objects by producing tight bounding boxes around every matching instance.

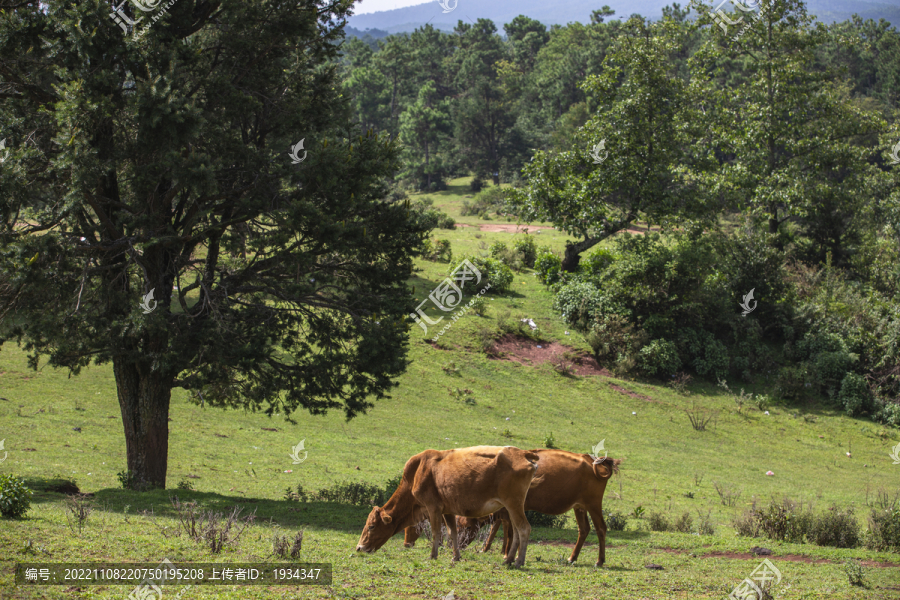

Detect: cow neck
[383,480,421,532]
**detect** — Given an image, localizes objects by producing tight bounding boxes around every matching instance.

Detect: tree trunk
[561,243,583,272]
[114,356,172,490]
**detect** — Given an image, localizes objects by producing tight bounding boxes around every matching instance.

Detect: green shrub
[753,498,813,543]
[469,174,485,193]
[471,296,486,316]
[839,373,872,416]
[866,505,900,552]
[775,364,812,400]
[488,241,508,257]
[0,474,33,518]
[673,512,693,533]
[808,506,860,548]
[604,510,628,531]
[512,235,538,268]
[526,511,567,529]
[579,247,616,279]
[639,339,682,377]
[461,184,505,215]
[534,249,562,285]
[873,400,900,427]
[489,241,527,271]
[587,314,648,375]
[449,255,512,294]
[814,350,857,399]
[648,512,670,532]
[844,559,866,587]
[423,239,453,262]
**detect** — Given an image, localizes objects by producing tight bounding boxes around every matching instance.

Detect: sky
[352,0,432,15]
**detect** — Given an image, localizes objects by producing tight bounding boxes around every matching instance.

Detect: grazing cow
[356,446,539,566]
[455,449,621,567]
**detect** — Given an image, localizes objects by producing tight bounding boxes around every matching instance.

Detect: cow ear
[378,508,393,524]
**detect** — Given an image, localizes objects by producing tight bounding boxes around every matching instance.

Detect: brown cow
[452,449,621,567]
[356,445,539,566]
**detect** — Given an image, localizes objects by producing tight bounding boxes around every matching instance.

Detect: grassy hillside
[1,177,899,599]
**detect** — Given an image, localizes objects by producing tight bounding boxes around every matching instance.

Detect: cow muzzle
[356,545,371,553]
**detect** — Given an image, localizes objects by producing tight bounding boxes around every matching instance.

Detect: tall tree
[398,81,453,189]
[509,15,715,271]
[692,0,886,253]
[0,0,429,489]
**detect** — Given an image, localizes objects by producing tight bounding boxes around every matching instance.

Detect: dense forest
[339,0,900,427]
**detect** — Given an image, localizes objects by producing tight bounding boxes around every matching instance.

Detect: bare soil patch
[488,334,611,377]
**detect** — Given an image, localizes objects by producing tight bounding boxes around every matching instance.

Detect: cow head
[356,506,395,553]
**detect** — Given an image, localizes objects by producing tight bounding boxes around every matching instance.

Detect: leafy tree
[509,15,715,271]
[0,0,429,489]
[692,0,886,257]
[398,81,453,189]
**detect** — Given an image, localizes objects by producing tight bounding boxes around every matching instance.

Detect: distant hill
[346,0,900,36]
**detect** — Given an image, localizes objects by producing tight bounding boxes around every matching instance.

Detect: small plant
[64,494,93,534]
[695,509,715,535]
[686,402,716,431]
[631,505,645,519]
[648,511,670,532]
[0,474,33,518]
[866,504,900,551]
[551,356,576,376]
[693,472,704,487]
[667,372,692,395]
[471,296,486,316]
[544,432,557,449]
[684,491,695,499]
[843,559,867,587]
[448,386,476,405]
[177,478,195,491]
[441,361,460,375]
[501,428,513,439]
[171,497,256,554]
[713,481,742,507]
[604,510,628,531]
[116,470,133,490]
[673,512,693,533]
[755,393,771,412]
[273,531,304,559]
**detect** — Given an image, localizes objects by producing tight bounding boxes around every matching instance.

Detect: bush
[873,400,900,427]
[0,474,33,518]
[775,364,813,400]
[844,559,866,587]
[586,314,648,375]
[754,498,813,543]
[461,184,505,216]
[450,255,512,294]
[673,512,693,533]
[648,512,670,532]
[808,506,860,548]
[423,239,453,262]
[578,247,616,279]
[534,249,562,285]
[639,339,682,377]
[839,373,872,416]
[526,511,567,529]
[489,241,527,272]
[512,235,538,268]
[604,510,628,531]
[866,505,900,551]
[471,296,486,316]
[469,174,485,193]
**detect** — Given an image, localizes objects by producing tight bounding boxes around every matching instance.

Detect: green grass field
[1,177,899,599]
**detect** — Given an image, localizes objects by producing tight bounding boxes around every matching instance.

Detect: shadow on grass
[21,482,373,532]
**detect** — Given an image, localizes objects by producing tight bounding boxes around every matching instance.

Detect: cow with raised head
[356,445,539,566]
[428,449,621,567]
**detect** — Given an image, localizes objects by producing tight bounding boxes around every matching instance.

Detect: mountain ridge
[347,0,900,34]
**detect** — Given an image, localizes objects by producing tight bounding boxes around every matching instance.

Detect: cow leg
[482,518,501,553]
[504,507,531,567]
[501,516,512,559]
[586,507,608,567]
[444,514,461,562]
[569,509,590,563]
[427,508,444,559]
